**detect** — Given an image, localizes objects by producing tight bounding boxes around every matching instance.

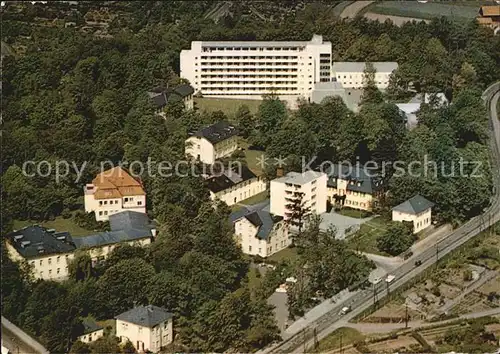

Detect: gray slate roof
[192,121,238,144]
[206,164,257,193]
[392,195,434,215]
[5,226,76,259]
[323,164,384,194]
[115,305,173,328]
[73,229,152,249]
[74,211,155,250]
[148,84,194,109]
[109,211,156,232]
[229,200,282,240]
[332,62,398,73]
[81,318,103,335]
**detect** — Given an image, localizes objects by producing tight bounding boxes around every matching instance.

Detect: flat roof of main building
[190,34,331,47]
[332,62,398,73]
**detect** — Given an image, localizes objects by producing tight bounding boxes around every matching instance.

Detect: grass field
[195,97,262,116]
[13,217,93,237]
[244,149,266,176]
[336,208,372,219]
[312,327,364,352]
[367,1,490,21]
[267,247,298,263]
[345,217,389,255]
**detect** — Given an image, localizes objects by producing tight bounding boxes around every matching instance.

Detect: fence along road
[263,82,500,354]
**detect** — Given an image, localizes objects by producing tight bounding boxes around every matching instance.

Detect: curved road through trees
[264,83,500,354]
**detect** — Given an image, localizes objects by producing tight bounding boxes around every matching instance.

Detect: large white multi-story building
[332,62,398,89]
[270,171,328,219]
[180,35,332,108]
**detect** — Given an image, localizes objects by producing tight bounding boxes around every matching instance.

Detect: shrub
[463,268,473,281]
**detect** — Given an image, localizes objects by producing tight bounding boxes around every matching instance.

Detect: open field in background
[366,1,493,21]
[13,217,93,237]
[194,97,261,116]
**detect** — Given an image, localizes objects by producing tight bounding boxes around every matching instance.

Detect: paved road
[2,325,39,354]
[262,84,500,354]
[340,1,374,19]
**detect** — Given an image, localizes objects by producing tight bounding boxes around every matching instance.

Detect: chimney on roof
[276,167,284,177]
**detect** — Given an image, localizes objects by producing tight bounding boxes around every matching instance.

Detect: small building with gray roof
[115,305,173,353]
[392,195,434,234]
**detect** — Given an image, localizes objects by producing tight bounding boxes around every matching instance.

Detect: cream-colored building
[73,211,156,264]
[270,171,328,219]
[185,121,238,165]
[115,305,173,353]
[325,164,384,212]
[392,195,434,234]
[84,166,146,222]
[148,84,195,116]
[78,319,104,344]
[5,226,76,281]
[4,212,155,280]
[231,203,290,258]
[332,62,398,89]
[180,35,332,108]
[206,165,266,206]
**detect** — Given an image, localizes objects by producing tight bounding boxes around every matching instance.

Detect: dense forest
[1,1,500,353]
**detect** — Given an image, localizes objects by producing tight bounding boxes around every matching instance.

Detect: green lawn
[312,327,364,352]
[336,208,372,219]
[13,217,94,237]
[368,1,489,21]
[345,217,389,255]
[195,97,262,116]
[244,149,266,176]
[247,267,263,293]
[267,247,298,263]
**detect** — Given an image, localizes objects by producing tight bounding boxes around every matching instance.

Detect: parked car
[415,260,422,267]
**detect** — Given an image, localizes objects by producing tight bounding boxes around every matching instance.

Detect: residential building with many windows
[324,164,384,212]
[180,35,332,108]
[84,166,146,221]
[4,211,157,280]
[185,121,239,165]
[230,202,290,258]
[4,226,76,281]
[332,62,398,89]
[270,171,328,219]
[205,165,266,207]
[115,305,173,353]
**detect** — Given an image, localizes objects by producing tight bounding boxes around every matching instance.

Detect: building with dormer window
[185,121,239,165]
